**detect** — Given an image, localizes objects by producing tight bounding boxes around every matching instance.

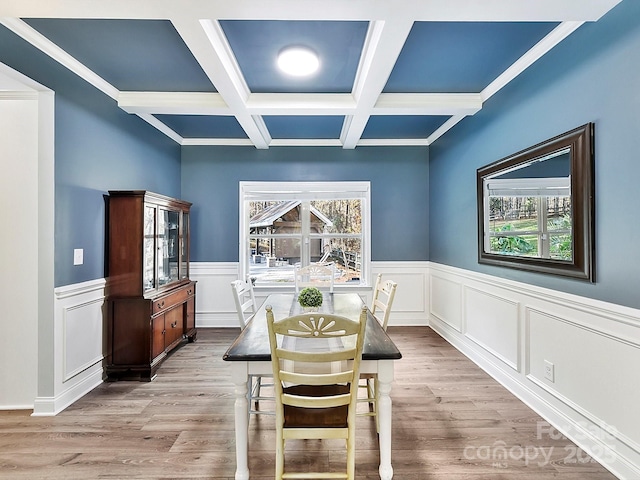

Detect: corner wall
[0,90,40,408]
[428,0,640,309]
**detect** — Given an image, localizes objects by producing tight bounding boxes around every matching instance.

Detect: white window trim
[239,181,371,287]
[485,176,571,197]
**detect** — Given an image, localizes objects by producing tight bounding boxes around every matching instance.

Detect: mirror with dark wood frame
[477,123,595,282]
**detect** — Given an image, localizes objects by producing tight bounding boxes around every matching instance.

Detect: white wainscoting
[33,279,106,416]
[428,262,640,480]
[372,261,430,326]
[190,261,430,328]
[190,262,242,328]
[31,261,429,414]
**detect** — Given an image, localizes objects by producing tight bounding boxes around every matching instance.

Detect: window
[240,182,370,287]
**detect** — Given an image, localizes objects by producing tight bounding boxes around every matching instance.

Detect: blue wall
[181,146,429,262]
[3,0,637,307]
[0,26,182,287]
[429,0,640,308]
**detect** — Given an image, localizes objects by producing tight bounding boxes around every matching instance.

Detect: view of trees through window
[247,199,363,286]
[488,195,572,260]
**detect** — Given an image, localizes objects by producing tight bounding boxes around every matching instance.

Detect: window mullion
[301,201,311,267]
[540,197,550,258]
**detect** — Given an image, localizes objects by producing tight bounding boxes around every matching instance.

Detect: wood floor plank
[0,326,619,479]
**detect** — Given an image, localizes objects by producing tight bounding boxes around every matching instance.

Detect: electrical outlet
[544,360,554,382]
[73,248,84,266]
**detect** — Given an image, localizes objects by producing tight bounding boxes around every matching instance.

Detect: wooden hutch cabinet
[106,191,196,381]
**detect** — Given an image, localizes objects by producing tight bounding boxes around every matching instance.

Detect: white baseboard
[32,365,103,416]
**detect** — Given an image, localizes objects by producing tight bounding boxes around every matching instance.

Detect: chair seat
[283,384,349,428]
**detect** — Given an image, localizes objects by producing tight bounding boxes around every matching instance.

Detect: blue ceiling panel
[23,19,215,92]
[362,115,450,139]
[155,115,247,138]
[219,20,368,93]
[385,22,558,93]
[264,116,344,139]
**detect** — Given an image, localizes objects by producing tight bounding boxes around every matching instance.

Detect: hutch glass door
[158,208,180,288]
[180,212,189,280]
[143,205,156,292]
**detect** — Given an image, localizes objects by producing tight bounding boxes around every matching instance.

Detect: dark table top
[223,293,402,362]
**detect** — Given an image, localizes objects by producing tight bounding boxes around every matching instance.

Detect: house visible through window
[240,182,370,287]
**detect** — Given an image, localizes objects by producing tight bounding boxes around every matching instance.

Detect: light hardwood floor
[0,327,618,479]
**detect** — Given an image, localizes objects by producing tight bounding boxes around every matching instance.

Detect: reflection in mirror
[484,147,572,260]
[477,124,595,282]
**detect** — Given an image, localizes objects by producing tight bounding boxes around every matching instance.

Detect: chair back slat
[276,348,357,363]
[282,393,352,409]
[370,273,397,331]
[280,370,354,386]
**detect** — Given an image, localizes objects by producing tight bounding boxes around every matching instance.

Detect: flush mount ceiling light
[277,46,319,77]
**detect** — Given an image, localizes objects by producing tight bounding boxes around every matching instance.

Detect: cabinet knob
[157,300,164,309]
[171,322,178,328]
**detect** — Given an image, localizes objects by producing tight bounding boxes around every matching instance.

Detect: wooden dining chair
[293,262,335,294]
[230,279,274,416]
[359,274,398,424]
[266,304,367,480]
[231,278,257,330]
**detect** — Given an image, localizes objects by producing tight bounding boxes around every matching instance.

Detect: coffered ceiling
[0,1,622,149]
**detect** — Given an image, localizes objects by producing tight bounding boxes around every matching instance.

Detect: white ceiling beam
[0,0,621,22]
[246,93,356,115]
[172,18,271,148]
[118,91,483,117]
[269,139,344,147]
[118,92,230,115]
[425,115,467,145]
[341,19,414,149]
[135,113,183,144]
[357,138,430,147]
[374,93,482,116]
[181,138,255,146]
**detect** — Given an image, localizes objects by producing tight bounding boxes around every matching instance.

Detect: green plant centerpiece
[298,287,323,310]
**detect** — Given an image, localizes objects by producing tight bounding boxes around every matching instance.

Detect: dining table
[223,292,403,480]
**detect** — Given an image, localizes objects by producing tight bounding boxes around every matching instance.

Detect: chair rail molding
[427,261,640,480]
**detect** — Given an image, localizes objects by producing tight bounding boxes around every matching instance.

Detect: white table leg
[231,362,250,480]
[377,361,394,480]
